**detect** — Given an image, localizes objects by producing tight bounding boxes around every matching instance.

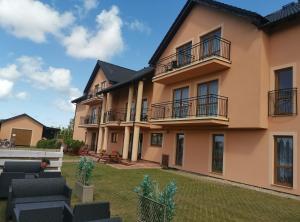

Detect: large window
[212,134,224,173]
[176,42,192,67]
[111,133,117,143]
[274,67,294,115]
[173,87,189,118]
[197,80,219,116]
[151,133,163,147]
[200,28,221,59]
[274,136,293,187]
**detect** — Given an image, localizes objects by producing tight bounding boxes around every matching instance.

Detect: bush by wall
[36,139,62,149]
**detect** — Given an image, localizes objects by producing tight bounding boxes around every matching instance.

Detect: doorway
[175,133,184,166]
[91,132,97,151]
[128,132,143,160]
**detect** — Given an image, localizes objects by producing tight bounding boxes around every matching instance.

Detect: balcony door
[173,87,189,118]
[200,28,221,59]
[90,107,97,124]
[275,68,293,115]
[175,133,184,166]
[197,80,218,116]
[141,99,148,121]
[176,42,192,67]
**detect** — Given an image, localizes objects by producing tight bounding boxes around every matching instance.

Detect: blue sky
[0,0,293,127]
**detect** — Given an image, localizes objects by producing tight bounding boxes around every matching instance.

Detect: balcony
[81,89,103,105]
[150,95,229,126]
[104,109,127,125]
[153,37,231,84]
[79,115,99,128]
[268,88,297,116]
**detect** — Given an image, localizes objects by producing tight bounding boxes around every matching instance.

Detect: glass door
[173,87,189,118]
[197,80,218,116]
[175,133,184,166]
[200,29,221,59]
[141,99,148,121]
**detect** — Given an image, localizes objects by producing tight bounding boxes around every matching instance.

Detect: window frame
[211,134,224,174]
[150,133,163,147]
[274,135,293,188]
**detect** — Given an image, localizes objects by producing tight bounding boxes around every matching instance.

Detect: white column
[100,95,107,124]
[122,126,130,159]
[126,85,134,122]
[134,81,144,122]
[102,127,109,151]
[96,127,104,153]
[131,126,140,161]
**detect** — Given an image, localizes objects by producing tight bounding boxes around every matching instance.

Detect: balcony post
[126,85,134,122]
[100,94,107,124]
[135,80,144,122]
[131,125,140,162]
[96,127,104,153]
[122,126,130,159]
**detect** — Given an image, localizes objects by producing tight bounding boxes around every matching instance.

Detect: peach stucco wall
[0,116,43,147]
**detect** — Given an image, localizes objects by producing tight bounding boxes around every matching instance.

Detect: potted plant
[74,156,95,202]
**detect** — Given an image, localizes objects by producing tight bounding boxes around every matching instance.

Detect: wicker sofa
[6,177,72,220]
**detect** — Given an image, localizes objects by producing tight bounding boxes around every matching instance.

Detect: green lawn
[1,162,300,221]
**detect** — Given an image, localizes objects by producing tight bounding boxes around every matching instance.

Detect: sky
[0,0,294,127]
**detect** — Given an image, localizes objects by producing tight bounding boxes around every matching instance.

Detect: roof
[0,114,45,127]
[149,0,300,65]
[99,67,154,94]
[263,1,300,28]
[149,0,267,65]
[83,60,136,93]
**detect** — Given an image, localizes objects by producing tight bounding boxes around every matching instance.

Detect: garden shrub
[36,139,62,149]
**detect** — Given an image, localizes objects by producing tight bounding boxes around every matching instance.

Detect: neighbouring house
[72,0,300,196]
[0,114,59,147]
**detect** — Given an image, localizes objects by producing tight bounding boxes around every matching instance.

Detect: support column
[106,92,113,111]
[131,80,144,161]
[131,126,140,161]
[126,85,134,122]
[134,81,144,122]
[122,126,130,159]
[100,95,107,124]
[102,127,109,151]
[96,127,104,153]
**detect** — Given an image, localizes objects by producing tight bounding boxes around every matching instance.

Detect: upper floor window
[101,81,106,90]
[95,84,100,93]
[197,80,219,117]
[269,67,297,116]
[173,87,189,118]
[141,99,148,121]
[200,28,221,59]
[176,42,192,67]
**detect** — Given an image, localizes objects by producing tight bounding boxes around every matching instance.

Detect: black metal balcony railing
[151,95,228,120]
[268,88,297,116]
[86,88,105,100]
[104,109,127,123]
[80,115,99,125]
[156,36,231,75]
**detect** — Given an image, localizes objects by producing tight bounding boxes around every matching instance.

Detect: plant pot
[74,181,94,203]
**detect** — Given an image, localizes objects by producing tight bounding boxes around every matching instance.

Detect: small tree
[76,157,95,186]
[135,175,177,222]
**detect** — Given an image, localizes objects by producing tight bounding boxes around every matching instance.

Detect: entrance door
[91,132,97,151]
[173,87,189,118]
[175,133,184,166]
[128,133,133,160]
[198,80,219,116]
[11,128,32,146]
[138,133,143,160]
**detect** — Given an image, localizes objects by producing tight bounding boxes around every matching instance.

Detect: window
[176,42,192,67]
[274,68,294,115]
[141,99,148,121]
[111,133,117,143]
[101,81,106,90]
[151,133,163,147]
[212,134,224,173]
[197,80,219,116]
[200,28,221,59]
[274,136,293,187]
[173,87,189,118]
[95,84,100,93]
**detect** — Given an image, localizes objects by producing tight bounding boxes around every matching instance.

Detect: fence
[137,195,167,222]
[0,146,63,172]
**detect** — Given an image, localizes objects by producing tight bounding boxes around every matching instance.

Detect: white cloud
[126,19,151,34]
[83,0,98,12]
[0,0,74,43]
[0,79,13,98]
[15,91,28,100]
[63,5,124,60]
[0,64,21,80]
[54,98,75,112]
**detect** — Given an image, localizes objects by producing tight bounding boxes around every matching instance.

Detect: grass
[1,161,300,221]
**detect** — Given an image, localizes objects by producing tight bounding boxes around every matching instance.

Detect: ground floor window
[212,134,224,173]
[151,133,163,147]
[274,136,293,187]
[111,132,117,143]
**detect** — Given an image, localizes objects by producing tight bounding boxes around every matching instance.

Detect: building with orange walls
[72,0,300,195]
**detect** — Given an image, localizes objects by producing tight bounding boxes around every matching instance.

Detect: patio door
[173,87,189,118]
[175,133,184,166]
[128,132,133,160]
[200,28,221,59]
[91,132,97,151]
[138,133,143,160]
[197,80,218,116]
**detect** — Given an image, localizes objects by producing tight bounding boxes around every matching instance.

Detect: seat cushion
[14,195,68,204]
[4,161,41,173]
